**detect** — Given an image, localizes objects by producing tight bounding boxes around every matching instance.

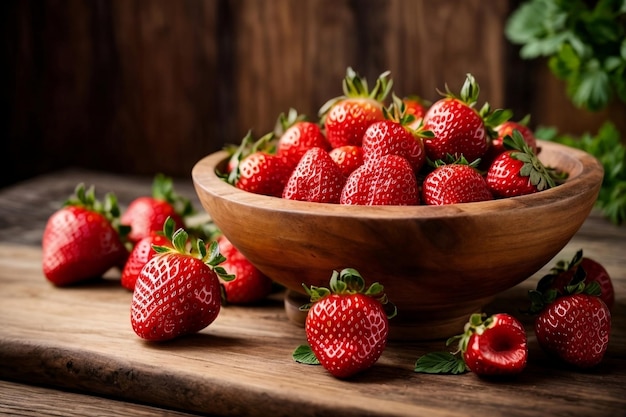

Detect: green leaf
[292,345,320,365]
[414,352,468,375]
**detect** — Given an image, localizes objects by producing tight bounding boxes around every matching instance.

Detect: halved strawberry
[319,67,392,148]
[414,313,528,377]
[42,184,130,286]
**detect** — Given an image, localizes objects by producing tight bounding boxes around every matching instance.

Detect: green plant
[536,122,626,225]
[506,0,626,111]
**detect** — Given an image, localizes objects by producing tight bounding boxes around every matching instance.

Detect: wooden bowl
[192,141,603,340]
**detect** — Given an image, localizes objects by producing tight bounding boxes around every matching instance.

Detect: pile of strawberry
[294,250,613,379]
[223,68,564,205]
[41,175,274,341]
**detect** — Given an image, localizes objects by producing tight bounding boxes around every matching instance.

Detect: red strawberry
[282,147,346,203]
[274,108,330,168]
[328,145,364,177]
[535,249,614,311]
[422,158,493,205]
[130,226,234,341]
[217,234,273,304]
[42,184,129,286]
[421,74,486,162]
[301,268,396,378]
[461,313,528,376]
[340,155,419,206]
[486,130,561,198]
[226,132,292,198]
[120,221,173,291]
[361,95,429,173]
[534,293,611,368]
[422,74,510,162]
[319,67,392,148]
[492,119,538,156]
[121,174,192,244]
[414,313,527,376]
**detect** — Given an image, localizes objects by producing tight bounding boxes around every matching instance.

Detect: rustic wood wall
[4,0,623,189]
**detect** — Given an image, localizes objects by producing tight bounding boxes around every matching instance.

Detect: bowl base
[284,290,487,341]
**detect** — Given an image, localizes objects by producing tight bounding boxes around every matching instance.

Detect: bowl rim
[192,140,604,220]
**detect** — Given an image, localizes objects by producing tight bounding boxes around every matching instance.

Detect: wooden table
[1,168,625,417]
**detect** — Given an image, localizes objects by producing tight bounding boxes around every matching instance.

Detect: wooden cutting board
[0,243,624,417]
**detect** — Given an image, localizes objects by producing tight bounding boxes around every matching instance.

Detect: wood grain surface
[0,169,625,417]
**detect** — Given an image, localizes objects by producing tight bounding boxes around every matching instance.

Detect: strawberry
[535,249,614,310]
[534,293,611,369]
[328,145,364,177]
[299,268,396,379]
[422,73,511,163]
[403,95,430,130]
[226,132,292,198]
[121,174,193,244]
[282,147,346,203]
[274,108,330,168]
[42,184,129,286]
[120,220,174,291]
[460,313,528,376]
[492,119,538,156]
[319,67,392,148]
[486,130,561,198]
[130,225,234,341]
[422,158,493,205]
[414,313,528,377]
[527,272,611,368]
[217,234,273,304]
[361,95,430,173]
[340,154,419,205]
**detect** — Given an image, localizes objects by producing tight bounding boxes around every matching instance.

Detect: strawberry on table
[130,224,234,341]
[340,154,419,206]
[486,130,563,198]
[121,173,193,244]
[526,252,612,368]
[414,313,528,377]
[120,220,174,291]
[536,249,614,311]
[217,234,273,304]
[42,183,130,286]
[529,279,611,369]
[295,268,397,379]
[319,67,392,148]
[361,94,431,173]
[422,73,511,163]
[282,147,346,203]
[274,108,330,169]
[422,157,493,205]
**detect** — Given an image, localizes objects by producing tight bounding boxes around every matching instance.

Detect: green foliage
[536,122,626,225]
[506,0,626,111]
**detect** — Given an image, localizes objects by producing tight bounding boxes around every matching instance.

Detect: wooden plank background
[4,0,625,189]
